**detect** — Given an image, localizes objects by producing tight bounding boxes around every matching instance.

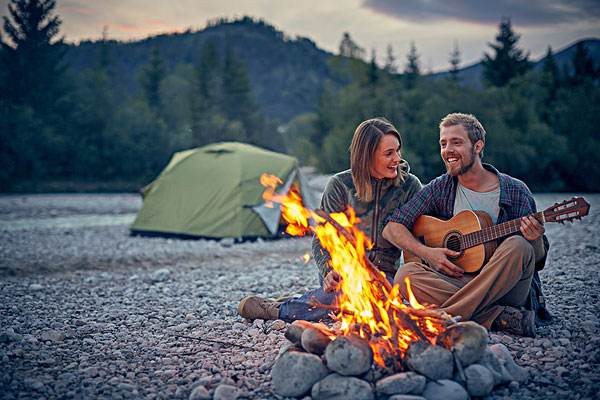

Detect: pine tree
[368,49,379,85]
[140,46,165,110]
[222,46,255,123]
[339,32,365,59]
[538,46,560,123]
[0,0,73,182]
[404,41,420,89]
[571,41,596,85]
[99,25,111,72]
[449,40,461,81]
[191,40,220,145]
[1,0,66,113]
[482,18,531,87]
[384,44,397,74]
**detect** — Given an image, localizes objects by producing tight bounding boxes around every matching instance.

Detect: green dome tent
[130,142,319,239]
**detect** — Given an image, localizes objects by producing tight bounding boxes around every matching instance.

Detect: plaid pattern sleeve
[387,180,439,230]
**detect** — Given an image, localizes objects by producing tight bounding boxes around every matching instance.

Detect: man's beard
[447,146,476,176]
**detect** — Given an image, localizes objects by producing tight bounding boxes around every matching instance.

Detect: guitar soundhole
[445,233,462,259]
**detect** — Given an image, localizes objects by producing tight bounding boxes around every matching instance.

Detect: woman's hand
[323,270,341,292]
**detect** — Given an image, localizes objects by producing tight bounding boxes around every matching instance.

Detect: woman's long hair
[350,117,404,202]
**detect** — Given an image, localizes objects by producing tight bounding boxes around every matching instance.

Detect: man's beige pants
[394,235,535,329]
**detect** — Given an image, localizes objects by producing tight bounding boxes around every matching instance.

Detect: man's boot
[491,306,536,337]
[238,295,281,321]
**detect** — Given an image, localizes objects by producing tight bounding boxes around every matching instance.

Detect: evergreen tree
[449,40,461,81]
[538,46,560,123]
[404,41,420,89]
[339,32,365,59]
[1,0,66,113]
[384,44,397,74]
[190,40,220,145]
[222,46,255,125]
[140,46,165,110]
[571,41,596,85]
[367,49,379,86]
[482,18,531,87]
[99,25,111,72]
[0,0,73,183]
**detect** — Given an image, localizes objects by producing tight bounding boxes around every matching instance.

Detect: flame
[260,173,447,368]
[302,253,311,263]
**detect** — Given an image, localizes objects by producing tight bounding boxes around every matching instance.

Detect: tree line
[286,19,599,192]
[0,1,278,191]
[1,1,598,192]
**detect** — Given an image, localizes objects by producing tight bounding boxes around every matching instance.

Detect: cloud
[363,0,600,26]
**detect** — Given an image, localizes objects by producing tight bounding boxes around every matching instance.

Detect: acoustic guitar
[403,197,590,273]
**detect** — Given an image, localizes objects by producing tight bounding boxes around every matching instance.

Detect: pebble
[405,341,454,380]
[464,364,494,396]
[375,372,426,396]
[40,329,65,342]
[311,373,374,400]
[1,193,599,399]
[324,335,373,376]
[438,321,488,366]
[151,268,171,282]
[271,350,329,397]
[422,379,468,400]
[213,384,239,400]
[300,327,331,355]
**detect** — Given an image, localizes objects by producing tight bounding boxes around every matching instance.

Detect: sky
[2,0,599,72]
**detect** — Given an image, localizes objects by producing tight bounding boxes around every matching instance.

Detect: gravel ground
[0,193,599,399]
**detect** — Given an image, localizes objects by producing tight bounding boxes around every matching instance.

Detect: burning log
[285,320,334,347]
[314,209,392,293]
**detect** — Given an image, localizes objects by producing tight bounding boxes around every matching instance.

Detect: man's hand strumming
[423,247,464,278]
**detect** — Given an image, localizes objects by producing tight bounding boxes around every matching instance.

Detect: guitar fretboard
[461,211,544,249]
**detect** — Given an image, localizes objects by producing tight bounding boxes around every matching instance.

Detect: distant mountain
[63,17,340,122]
[431,38,600,88]
[64,18,598,122]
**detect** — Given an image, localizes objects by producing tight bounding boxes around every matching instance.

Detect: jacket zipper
[371,179,382,248]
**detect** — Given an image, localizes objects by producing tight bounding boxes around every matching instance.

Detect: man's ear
[475,140,484,156]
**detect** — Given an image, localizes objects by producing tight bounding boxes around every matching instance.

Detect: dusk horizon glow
[1,0,598,72]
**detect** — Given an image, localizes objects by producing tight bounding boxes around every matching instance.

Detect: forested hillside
[1,1,598,192]
[63,17,340,122]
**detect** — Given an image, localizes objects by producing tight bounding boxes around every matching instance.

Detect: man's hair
[350,117,405,202]
[439,113,486,157]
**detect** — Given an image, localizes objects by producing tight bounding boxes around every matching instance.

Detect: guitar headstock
[543,197,590,224]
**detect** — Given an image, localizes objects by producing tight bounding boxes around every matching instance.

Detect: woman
[238,117,422,321]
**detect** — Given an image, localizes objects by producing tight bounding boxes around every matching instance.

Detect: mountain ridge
[63,18,599,121]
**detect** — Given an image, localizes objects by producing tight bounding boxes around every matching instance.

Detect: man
[382,113,550,337]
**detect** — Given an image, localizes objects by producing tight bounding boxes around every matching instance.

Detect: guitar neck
[462,211,544,249]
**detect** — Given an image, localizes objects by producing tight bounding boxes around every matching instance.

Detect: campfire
[259,174,530,399]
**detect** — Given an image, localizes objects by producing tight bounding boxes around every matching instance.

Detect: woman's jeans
[278,272,394,322]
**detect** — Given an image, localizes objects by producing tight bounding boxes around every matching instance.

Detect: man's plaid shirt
[387,163,538,230]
